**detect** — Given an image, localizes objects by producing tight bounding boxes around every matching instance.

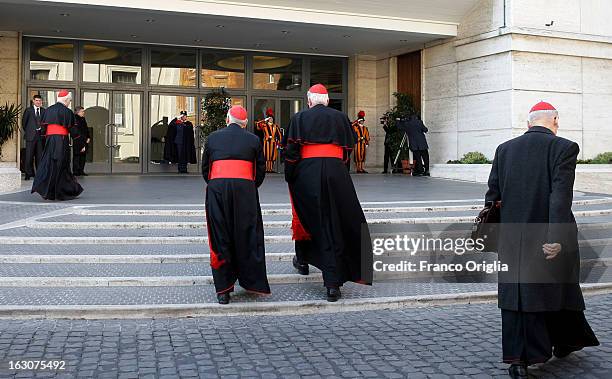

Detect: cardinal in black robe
[164,111,197,173]
[282,84,373,302]
[486,101,598,378]
[31,90,83,201]
[202,105,270,304]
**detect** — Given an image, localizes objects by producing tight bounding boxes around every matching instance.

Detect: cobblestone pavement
[0,293,609,378]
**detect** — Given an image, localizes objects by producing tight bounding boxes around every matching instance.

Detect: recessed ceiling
[0,0,476,56]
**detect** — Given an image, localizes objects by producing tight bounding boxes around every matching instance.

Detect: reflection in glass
[202,53,245,88]
[328,99,343,112]
[150,95,196,164]
[82,91,111,167]
[311,58,344,93]
[83,44,142,84]
[29,41,74,81]
[29,89,74,109]
[151,49,197,86]
[113,93,141,164]
[253,56,301,91]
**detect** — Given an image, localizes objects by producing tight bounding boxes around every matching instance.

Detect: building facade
[0,0,611,187]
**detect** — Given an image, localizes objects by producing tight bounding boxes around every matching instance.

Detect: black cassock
[70,115,90,176]
[163,118,197,164]
[283,104,373,288]
[31,103,83,201]
[486,126,598,365]
[202,123,270,295]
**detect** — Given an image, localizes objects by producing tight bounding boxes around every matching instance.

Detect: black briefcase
[471,201,501,252]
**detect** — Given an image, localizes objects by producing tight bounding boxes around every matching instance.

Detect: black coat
[163,118,197,164]
[400,116,428,151]
[70,115,90,156]
[22,106,46,141]
[201,123,270,294]
[486,126,584,312]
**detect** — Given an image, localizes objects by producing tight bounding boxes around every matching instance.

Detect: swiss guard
[352,110,370,173]
[202,105,270,304]
[31,90,83,201]
[282,84,372,302]
[255,108,283,172]
[163,111,197,173]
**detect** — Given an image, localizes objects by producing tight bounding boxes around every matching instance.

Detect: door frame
[80,89,144,174]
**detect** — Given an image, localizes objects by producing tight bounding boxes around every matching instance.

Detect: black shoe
[217,293,230,305]
[24,175,31,181]
[81,173,89,177]
[326,287,341,302]
[292,256,309,275]
[412,172,424,177]
[553,345,582,359]
[362,170,368,174]
[382,171,388,174]
[423,171,430,177]
[507,364,528,378]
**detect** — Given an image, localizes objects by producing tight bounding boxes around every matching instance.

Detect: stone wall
[0,31,21,192]
[422,0,612,163]
[0,31,20,164]
[348,55,395,169]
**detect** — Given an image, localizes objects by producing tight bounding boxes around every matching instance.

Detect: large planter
[431,164,612,195]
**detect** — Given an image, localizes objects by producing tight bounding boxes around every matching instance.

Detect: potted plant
[382,92,418,174]
[0,103,21,160]
[199,88,231,149]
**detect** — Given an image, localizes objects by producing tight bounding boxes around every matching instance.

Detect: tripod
[392,133,410,173]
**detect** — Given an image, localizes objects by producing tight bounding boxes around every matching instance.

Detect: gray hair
[528,109,558,125]
[227,111,247,127]
[307,91,329,106]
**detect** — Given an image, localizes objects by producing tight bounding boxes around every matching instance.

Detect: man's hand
[80,147,86,153]
[543,243,562,260]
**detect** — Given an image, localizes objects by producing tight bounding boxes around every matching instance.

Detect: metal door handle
[104,123,115,148]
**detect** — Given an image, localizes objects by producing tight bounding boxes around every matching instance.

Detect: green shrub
[450,151,491,164]
[0,103,21,159]
[591,152,612,164]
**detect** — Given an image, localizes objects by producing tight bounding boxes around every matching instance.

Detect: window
[151,49,197,87]
[253,55,302,91]
[149,94,196,163]
[328,99,343,112]
[202,52,245,89]
[83,44,142,84]
[29,41,74,81]
[310,58,344,93]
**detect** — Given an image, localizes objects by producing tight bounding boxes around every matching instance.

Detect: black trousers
[72,154,86,175]
[24,136,44,177]
[383,144,393,172]
[412,149,429,174]
[502,309,599,366]
[175,144,188,173]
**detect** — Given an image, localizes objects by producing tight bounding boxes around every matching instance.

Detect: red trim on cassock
[209,160,254,180]
[46,124,68,136]
[289,189,311,241]
[301,144,344,159]
[205,211,226,270]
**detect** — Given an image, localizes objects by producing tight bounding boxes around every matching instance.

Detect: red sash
[209,160,254,180]
[46,124,69,136]
[301,144,343,159]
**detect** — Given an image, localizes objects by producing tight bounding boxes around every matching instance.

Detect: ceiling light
[145,19,155,23]
[131,35,138,38]
[310,47,319,51]
[343,35,351,38]
[216,24,225,28]
[194,39,203,43]
[254,43,264,47]
[60,13,70,17]
[281,30,290,34]
[400,39,409,42]
[54,29,62,33]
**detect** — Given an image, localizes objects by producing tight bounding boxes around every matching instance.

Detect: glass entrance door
[82,91,142,173]
[252,98,302,173]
